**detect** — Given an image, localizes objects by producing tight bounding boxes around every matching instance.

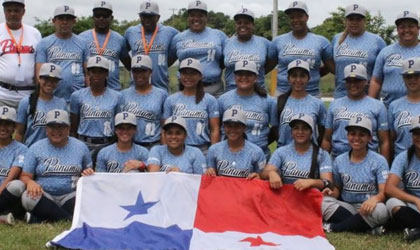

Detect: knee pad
[6,180,25,197]
[21,191,41,212]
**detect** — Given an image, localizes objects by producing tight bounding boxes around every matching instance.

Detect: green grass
[2,222,420,250]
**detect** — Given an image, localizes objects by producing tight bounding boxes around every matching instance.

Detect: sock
[331,214,371,232]
[327,206,353,223]
[394,207,420,229]
[61,197,75,216]
[31,196,71,222]
[0,189,20,213]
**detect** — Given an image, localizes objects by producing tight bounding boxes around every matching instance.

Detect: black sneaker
[323,222,333,233]
[370,225,386,236]
[24,212,43,224]
[404,228,420,242]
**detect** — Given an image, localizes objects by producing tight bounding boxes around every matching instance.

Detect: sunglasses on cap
[93,13,111,18]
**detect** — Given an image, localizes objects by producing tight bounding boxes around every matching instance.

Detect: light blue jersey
[223,35,275,91]
[268,143,332,185]
[388,97,420,156]
[325,96,389,157]
[390,150,420,198]
[333,150,388,203]
[372,43,420,106]
[0,140,27,185]
[270,32,333,96]
[70,88,121,137]
[23,137,92,196]
[120,86,168,143]
[79,29,129,91]
[206,140,266,178]
[277,95,326,147]
[124,24,179,92]
[171,27,228,83]
[218,90,278,154]
[16,96,67,147]
[35,34,89,102]
[96,143,149,173]
[163,92,219,146]
[147,145,205,174]
[332,31,386,99]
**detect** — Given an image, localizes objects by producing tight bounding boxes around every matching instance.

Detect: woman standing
[163,58,220,154]
[332,4,386,99]
[205,108,265,179]
[170,1,227,97]
[218,60,277,157]
[270,1,334,97]
[15,63,67,147]
[223,8,275,92]
[369,11,420,107]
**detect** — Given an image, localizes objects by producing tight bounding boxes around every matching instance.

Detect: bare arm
[209,117,220,144]
[385,174,420,212]
[14,123,25,142]
[368,77,382,99]
[264,58,277,74]
[321,128,333,153]
[378,130,391,164]
[35,63,43,84]
[0,167,21,194]
[19,171,43,199]
[147,164,161,172]
[70,113,80,138]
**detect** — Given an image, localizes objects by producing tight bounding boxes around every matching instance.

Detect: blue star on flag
[121,191,158,220]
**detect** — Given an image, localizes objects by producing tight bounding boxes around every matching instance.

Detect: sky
[0,0,419,28]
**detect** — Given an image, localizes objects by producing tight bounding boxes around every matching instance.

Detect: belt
[202,81,217,86]
[0,81,35,91]
[79,135,114,144]
[135,140,160,148]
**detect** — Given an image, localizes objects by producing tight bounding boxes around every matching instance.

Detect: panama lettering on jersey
[335,44,368,58]
[0,39,34,55]
[173,104,208,119]
[282,44,315,57]
[42,158,82,176]
[227,50,260,63]
[282,161,310,179]
[133,41,165,54]
[341,174,377,193]
[47,46,83,61]
[333,107,369,122]
[123,103,156,121]
[216,160,250,178]
[80,104,113,120]
[404,171,420,190]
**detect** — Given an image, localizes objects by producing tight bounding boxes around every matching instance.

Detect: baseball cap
[234,60,258,74]
[395,11,419,25]
[345,4,367,17]
[39,63,62,80]
[187,0,207,13]
[344,63,367,80]
[234,7,255,21]
[93,1,112,12]
[139,1,159,15]
[54,5,76,18]
[115,112,137,127]
[0,106,16,123]
[287,59,310,74]
[285,1,308,15]
[345,116,372,135]
[46,109,70,126]
[163,116,187,132]
[401,58,420,75]
[222,108,247,126]
[2,0,24,6]
[131,55,153,70]
[87,55,110,70]
[289,113,314,132]
[179,58,202,74]
[410,116,420,132]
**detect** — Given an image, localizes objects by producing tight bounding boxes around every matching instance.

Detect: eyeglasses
[93,13,111,19]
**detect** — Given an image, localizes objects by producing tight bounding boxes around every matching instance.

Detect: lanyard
[141,25,159,55]
[5,24,24,66]
[92,29,111,55]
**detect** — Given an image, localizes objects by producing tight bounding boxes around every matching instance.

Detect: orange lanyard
[141,25,159,55]
[5,24,24,66]
[92,29,111,55]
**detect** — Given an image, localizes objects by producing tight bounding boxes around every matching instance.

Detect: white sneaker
[0,213,15,225]
[24,212,31,223]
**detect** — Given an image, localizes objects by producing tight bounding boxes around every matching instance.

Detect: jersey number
[207,49,216,62]
[158,54,166,66]
[251,123,263,136]
[145,122,156,136]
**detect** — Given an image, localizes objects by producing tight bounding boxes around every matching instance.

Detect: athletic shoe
[0,213,15,225]
[24,212,43,224]
[404,228,420,242]
[323,222,333,233]
[370,225,386,236]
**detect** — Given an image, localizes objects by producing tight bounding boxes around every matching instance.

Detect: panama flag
[50,173,334,250]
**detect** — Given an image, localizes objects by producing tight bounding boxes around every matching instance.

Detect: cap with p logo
[54,5,76,18]
[131,55,153,70]
[345,4,367,17]
[222,107,247,126]
[139,1,159,15]
[401,57,420,75]
[46,109,70,126]
[115,112,137,126]
[187,0,207,12]
[345,116,372,135]
[163,116,187,131]
[287,59,310,74]
[234,60,258,74]
[93,0,113,11]
[395,10,419,25]
[87,55,110,70]
[343,63,367,80]
[285,1,308,15]
[39,63,62,79]
[179,58,202,74]
[0,106,17,122]
[234,7,255,21]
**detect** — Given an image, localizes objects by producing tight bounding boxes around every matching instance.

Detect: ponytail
[178,80,205,104]
[407,145,416,166]
[28,84,40,118]
[276,90,292,120]
[253,84,267,98]
[338,30,349,46]
[308,141,320,179]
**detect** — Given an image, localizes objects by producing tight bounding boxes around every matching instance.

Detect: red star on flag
[240,235,279,247]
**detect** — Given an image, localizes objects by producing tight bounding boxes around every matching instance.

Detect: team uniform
[0,140,27,186]
[218,90,277,156]
[124,23,178,92]
[0,23,41,107]
[277,95,326,147]
[325,96,388,157]
[206,140,266,178]
[332,31,386,99]
[268,143,332,184]
[35,34,89,102]
[322,150,389,228]
[171,27,227,86]
[270,32,333,97]
[163,92,219,147]
[372,43,420,107]
[147,145,205,174]
[16,96,67,147]
[79,29,130,91]
[120,86,168,145]
[388,97,420,156]
[223,35,274,91]
[96,143,149,173]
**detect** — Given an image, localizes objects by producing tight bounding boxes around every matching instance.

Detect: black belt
[0,81,35,91]
[202,81,217,86]
[135,140,160,148]
[79,135,114,144]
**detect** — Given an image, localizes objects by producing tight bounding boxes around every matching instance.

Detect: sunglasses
[93,13,111,19]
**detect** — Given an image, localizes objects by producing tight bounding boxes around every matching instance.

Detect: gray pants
[0,98,20,109]
[204,81,224,98]
[322,196,389,228]
[21,189,76,212]
[386,197,420,216]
